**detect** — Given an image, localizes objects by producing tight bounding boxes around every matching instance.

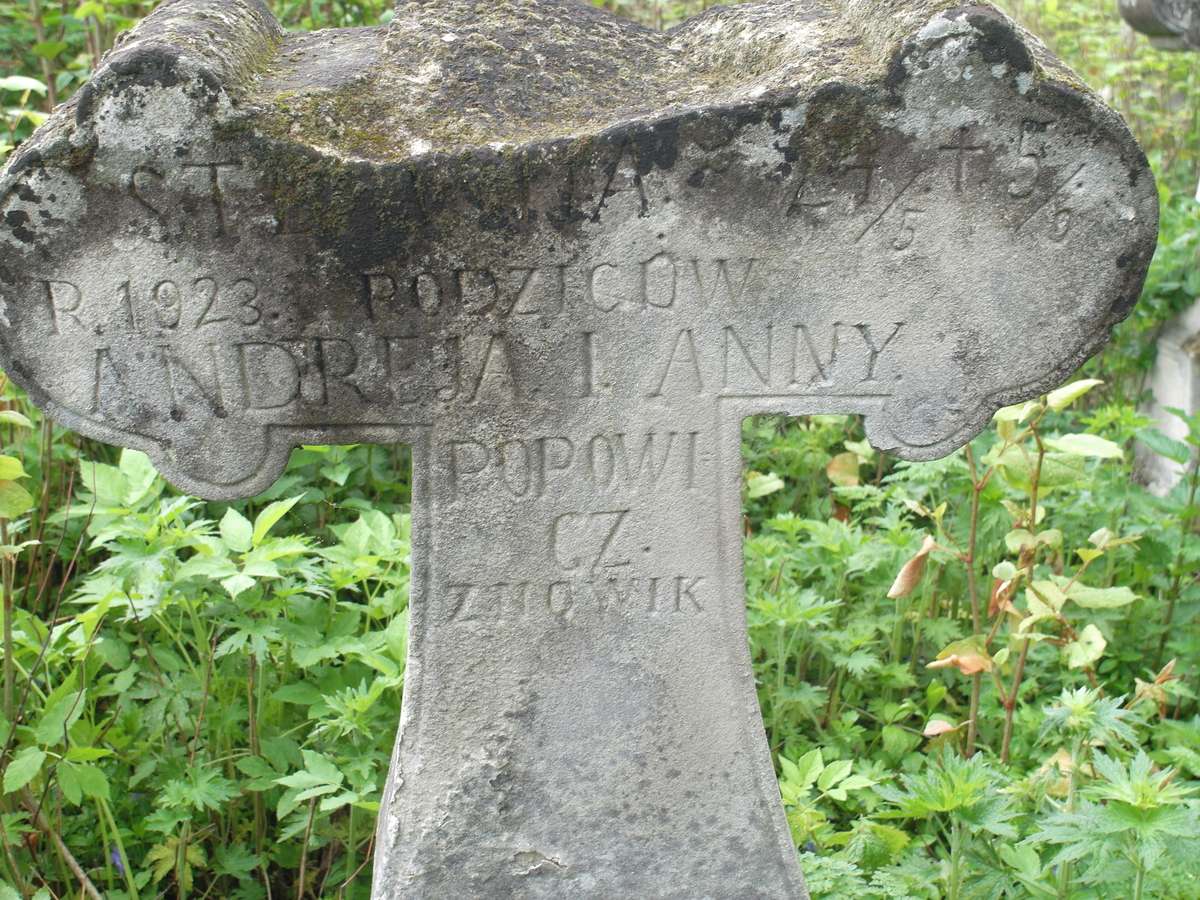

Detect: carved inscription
[442,575,705,624]
[447,431,702,499]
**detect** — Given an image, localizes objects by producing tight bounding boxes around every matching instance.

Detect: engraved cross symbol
[0,1,1157,897]
[938,126,987,193]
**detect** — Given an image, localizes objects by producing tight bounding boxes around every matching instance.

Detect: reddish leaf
[887,535,936,599]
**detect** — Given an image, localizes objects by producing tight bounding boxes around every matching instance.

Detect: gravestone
[0,0,1157,895]
[1138,299,1200,494]
[1120,0,1200,50]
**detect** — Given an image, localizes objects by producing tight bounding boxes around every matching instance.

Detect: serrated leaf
[221,573,256,599]
[220,507,253,553]
[1047,379,1103,410]
[74,763,110,801]
[794,749,823,789]
[1136,428,1191,465]
[3,747,45,793]
[746,471,785,498]
[252,495,303,546]
[818,759,852,791]
[34,689,85,745]
[57,761,82,806]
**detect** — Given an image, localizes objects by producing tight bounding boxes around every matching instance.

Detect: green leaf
[57,761,82,806]
[1046,379,1103,410]
[220,507,253,553]
[1066,584,1138,609]
[118,450,159,506]
[794,748,823,789]
[31,41,69,60]
[0,481,34,519]
[1004,529,1035,553]
[746,471,785,498]
[3,747,46,794]
[0,76,47,95]
[1065,624,1106,668]
[0,411,32,429]
[34,690,85,745]
[74,764,110,801]
[992,561,1018,580]
[252,495,303,546]
[818,759,853,791]
[221,573,256,599]
[993,401,1038,423]
[1044,434,1123,460]
[272,682,323,706]
[1136,429,1191,465]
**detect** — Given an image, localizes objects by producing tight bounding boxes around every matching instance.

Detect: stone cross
[1120,0,1200,50]
[0,0,1156,895]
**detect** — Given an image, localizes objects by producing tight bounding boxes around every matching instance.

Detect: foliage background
[0,0,1198,898]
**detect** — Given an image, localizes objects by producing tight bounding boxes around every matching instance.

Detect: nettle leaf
[252,495,303,546]
[3,746,46,794]
[1065,624,1106,669]
[220,507,253,553]
[1136,428,1191,465]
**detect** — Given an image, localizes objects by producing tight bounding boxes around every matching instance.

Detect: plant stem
[964,445,983,756]
[297,797,318,899]
[21,788,103,900]
[1,519,13,725]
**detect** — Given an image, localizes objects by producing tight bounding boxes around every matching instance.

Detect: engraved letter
[855,323,903,383]
[650,329,704,397]
[237,342,302,410]
[43,280,83,334]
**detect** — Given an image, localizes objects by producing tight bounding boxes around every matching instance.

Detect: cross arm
[0,0,1158,499]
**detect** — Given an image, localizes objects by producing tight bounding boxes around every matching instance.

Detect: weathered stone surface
[0,0,1157,896]
[1120,0,1200,51]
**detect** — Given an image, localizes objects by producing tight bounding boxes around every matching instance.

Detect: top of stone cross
[14,0,1133,160]
[1120,0,1199,51]
[0,0,1158,499]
